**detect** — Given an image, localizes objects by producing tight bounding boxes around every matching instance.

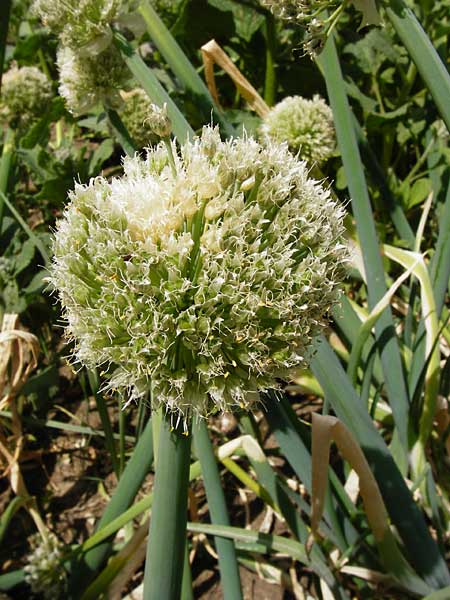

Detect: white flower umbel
[57,45,128,114]
[120,89,171,148]
[51,126,347,422]
[0,64,52,131]
[261,95,335,165]
[24,533,67,599]
[33,0,141,54]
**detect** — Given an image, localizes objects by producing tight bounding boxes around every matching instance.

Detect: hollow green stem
[193,420,242,600]
[144,416,192,600]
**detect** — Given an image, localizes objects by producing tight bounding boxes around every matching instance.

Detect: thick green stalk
[138,0,235,139]
[193,420,242,600]
[317,36,410,454]
[0,128,15,231]
[144,416,191,600]
[263,13,277,106]
[68,416,153,596]
[382,0,450,132]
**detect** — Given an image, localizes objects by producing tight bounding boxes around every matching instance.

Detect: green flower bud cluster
[120,89,171,147]
[50,126,347,422]
[260,95,335,165]
[24,533,67,599]
[32,0,139,114]
[262,0,341,55]
[0,64,52,131]
[262,0,380,56]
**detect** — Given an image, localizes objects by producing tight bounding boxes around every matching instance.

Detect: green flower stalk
[0,64,52,131]
[24,533,67,599]
[50,126,347,424]
[261,94,335,165]
[120,89,171,148]
[57,45,129,114]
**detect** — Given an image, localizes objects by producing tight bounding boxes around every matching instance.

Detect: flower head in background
[0,64,52,131]
[32,0,141,54]
[261,95,335,165]
[57,45,129,114]
[261,0,380,56]
[24,533,67,599]
[261,0,310,21]
[51,126,347,423]
[120,89,171,147]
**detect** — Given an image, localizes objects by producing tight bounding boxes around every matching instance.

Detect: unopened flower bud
[145,102,172,138]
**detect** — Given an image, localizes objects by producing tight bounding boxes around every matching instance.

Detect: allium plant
[32,0,141,54]
[23,533,67,599]
[0,64,52,131]
[57,45,129,114]
[50,126,347,424]
[261,94,335,164]
[34,0,141,118]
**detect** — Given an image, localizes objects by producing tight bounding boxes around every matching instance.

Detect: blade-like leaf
[138,0,235,138]
[310,414,430,597]
[113,31,194,141]
[186,522,344,597]
[410,183,450,398]
[68,417,153,595]
[382,0,450,132]
[106,107,137,156]
[0,190,50,265]
[0,129,15,231]
[310,336,450,588]
[317,35,410,453]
